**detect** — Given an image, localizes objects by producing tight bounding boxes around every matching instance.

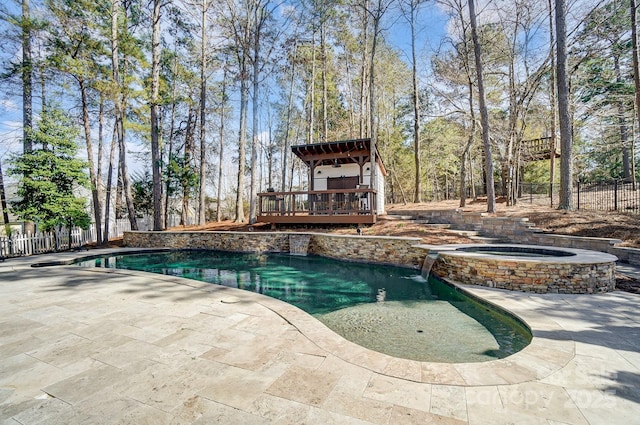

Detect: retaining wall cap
[533,233,622,245]
[124,230,421,242]
[421,243,618,265]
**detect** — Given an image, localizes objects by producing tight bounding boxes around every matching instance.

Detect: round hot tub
[423,244,617,294]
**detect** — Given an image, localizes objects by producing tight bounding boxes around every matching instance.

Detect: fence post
[614,180,618,211]
[577,181,581,210]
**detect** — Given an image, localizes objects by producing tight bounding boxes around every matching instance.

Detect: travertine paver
[1,248,639,424]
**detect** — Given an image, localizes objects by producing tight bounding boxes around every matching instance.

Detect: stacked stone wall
[431,254,615,294]
[309,234,427,268]
[401,209,639,264]
[123,231,427,269]
[123,231,290,253]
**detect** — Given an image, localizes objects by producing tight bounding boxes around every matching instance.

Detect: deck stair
[289,234,312,256]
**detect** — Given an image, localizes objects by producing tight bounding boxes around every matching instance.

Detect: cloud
[0,99,19,111]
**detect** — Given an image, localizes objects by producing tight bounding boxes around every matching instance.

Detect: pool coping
[35,248,576,386]
[417,243,619,264]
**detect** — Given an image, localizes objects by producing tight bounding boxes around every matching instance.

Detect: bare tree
[468,0,496,213]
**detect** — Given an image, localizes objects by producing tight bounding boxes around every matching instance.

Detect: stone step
[384,214,417,221]
[448,229,479,237]
[469,236,505,243]
[418,223,451,229]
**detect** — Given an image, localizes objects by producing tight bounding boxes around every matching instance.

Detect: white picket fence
[0,216,152,259]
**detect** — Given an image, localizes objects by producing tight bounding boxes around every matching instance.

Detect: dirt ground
[173,199,639,247]
[140,199,640,293]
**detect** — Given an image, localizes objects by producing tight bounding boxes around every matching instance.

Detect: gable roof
[291,138,387,176]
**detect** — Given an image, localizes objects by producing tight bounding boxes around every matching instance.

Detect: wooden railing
[521,137,558,160]
[258,189,377,218]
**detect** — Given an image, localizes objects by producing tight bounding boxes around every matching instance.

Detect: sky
[0,0,452,182]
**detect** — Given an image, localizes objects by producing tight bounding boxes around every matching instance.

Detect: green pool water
[75,250,531,362]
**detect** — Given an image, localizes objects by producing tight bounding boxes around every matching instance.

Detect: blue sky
[0,0,451,180]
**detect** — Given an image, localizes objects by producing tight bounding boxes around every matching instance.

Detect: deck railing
[258,189,377,218]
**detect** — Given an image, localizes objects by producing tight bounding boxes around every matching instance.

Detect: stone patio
[1,248,639,424]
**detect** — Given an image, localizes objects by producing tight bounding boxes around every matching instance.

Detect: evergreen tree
[8,106,91,242]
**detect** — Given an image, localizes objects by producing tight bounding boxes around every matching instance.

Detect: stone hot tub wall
[122,231,428,269]
[428,245,617,294]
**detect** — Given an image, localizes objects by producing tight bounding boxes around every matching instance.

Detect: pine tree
[9,106,91,247]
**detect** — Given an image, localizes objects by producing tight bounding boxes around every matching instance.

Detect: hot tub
[422,244,617,294]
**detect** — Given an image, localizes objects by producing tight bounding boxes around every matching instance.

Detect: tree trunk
[111,0,138,229]
[369,0,388,207]
[556,0,573,210]
[97,95,104,238]
[235,77,248,223]
[182,105,196,226]
[281,41,297,193]
[359,4,369,139]
[308,30,316,144]
[468,0,496,213]
[409,2,421,203]
[613,54,631,180]
[506,45,518,206]
[0,161,11,236]
[22,0,32,154]
[78,77,103,244]
[150,0,163,231]
[548,0,557,205]
[631,0,639,189]
[217,64,228,222]
[198,0,208,226]
[21,0,34,234]
[460,87,476,208]
[249,10,261,224]
[321,20,328,141]
[103,113,117,244]
[165,43,179,228]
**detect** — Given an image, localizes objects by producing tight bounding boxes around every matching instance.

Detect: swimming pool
[75,250,531,362]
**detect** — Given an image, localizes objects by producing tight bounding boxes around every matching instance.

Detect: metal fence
[398,180,640,214]
[520,181,640,213]
[0,216,152,259]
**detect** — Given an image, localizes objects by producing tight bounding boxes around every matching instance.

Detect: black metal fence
[520,181,640,213]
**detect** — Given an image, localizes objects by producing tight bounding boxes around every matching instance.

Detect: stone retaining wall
[431,250,616,294]
[123,231,618,294]
[123,231,291,253]
[395,209,639,265]
[309,234,428,267]
[123,231,427,269]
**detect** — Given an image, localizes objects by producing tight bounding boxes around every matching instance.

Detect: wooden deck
[257,189,378,225]
[521,137,559,161]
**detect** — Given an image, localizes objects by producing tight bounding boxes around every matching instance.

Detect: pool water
[75,250,531,362]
